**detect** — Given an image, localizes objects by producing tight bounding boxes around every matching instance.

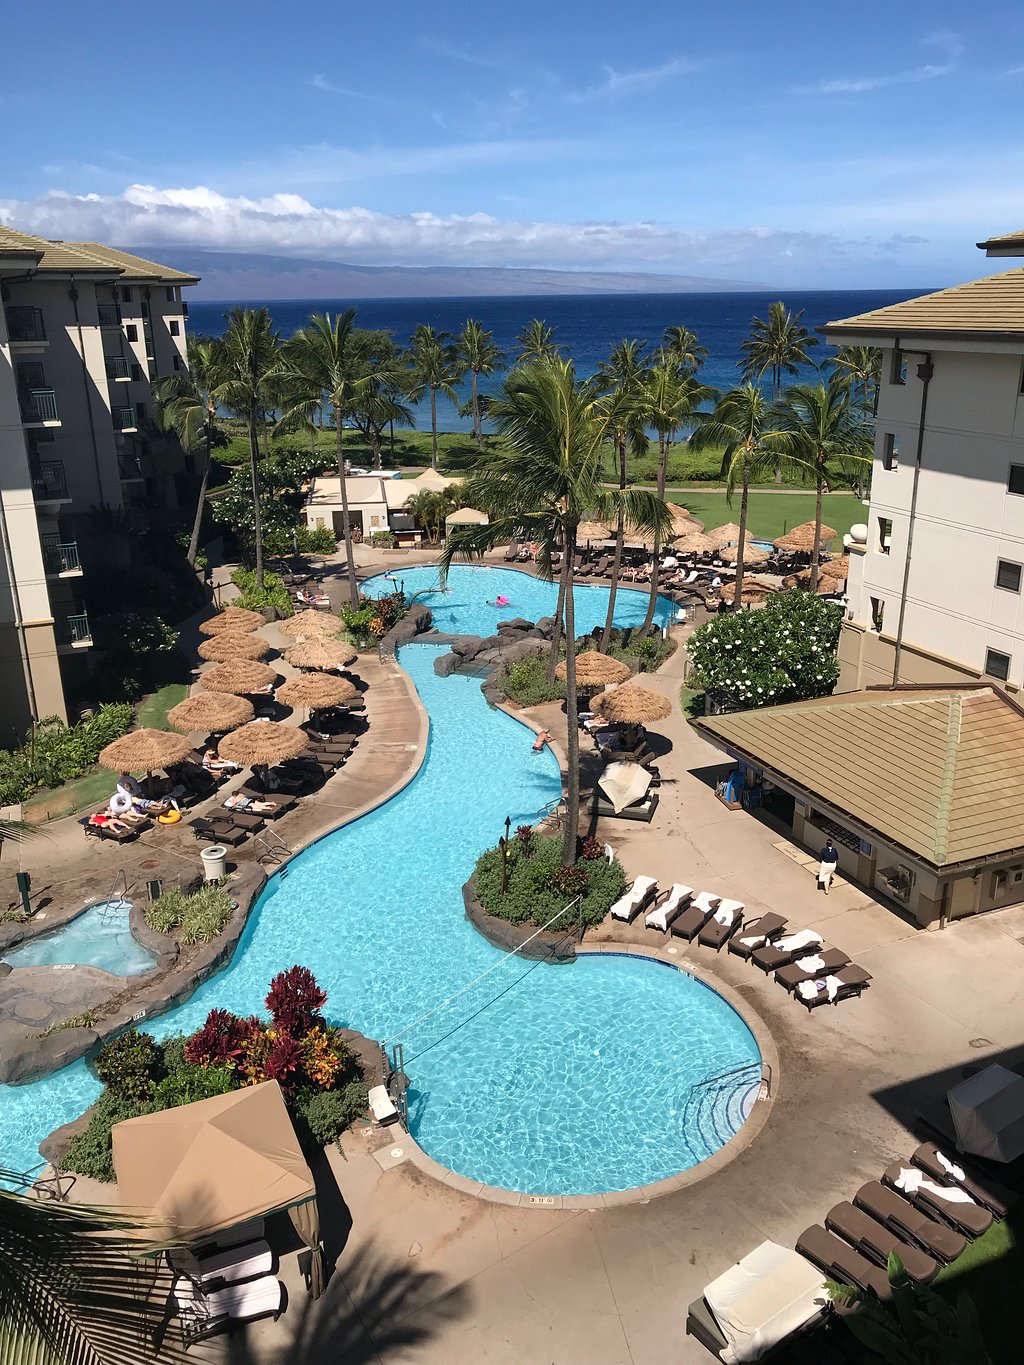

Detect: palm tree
[404,488,447,544]
[514,319,559,364]
[153,335,224,568]
[829,344,882,412]
[661,325,708,374]
[690,385,782,604]
[740,300,819,402]
[213,307,281,589]
[277,311,363,604]
[408,326,461,471]
[455,320,505,446]
[440,360,669,867]
[774,380,873,591]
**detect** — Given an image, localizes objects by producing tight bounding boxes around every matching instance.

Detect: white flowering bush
[688,592,843,709]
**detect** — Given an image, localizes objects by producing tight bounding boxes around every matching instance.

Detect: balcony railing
[57,612,92,647]
[40,535,81,575]
[19,387,59,424]
[6,306,46,343]
[113,406,138,432]
[97,304,122,327]
[105,355,131,381]
[31,460,69,502]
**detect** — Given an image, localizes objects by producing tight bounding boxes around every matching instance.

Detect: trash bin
[200,846,227,881]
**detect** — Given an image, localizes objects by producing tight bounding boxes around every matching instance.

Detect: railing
[31,460,68,501]
[113,406,137,431]
[40,535,81,575]
[6,306,45,342]
[105,355,131,381]
[19,387,59,423]
[57,612,92,647]
[97,304,121,327]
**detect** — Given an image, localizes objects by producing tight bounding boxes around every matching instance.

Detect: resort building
[824,233,1024,693]
[303,469,463,546]
[0,227,197,737]
[693,684,1024,928]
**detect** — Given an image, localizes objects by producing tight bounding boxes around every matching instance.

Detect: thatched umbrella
[578,520,614,545]
[167,692,255,735]
[707,522,744,549]
[283,638,358,671]
[278,609,344,640]
[99,728,194,775]
[719,578,777,604]
[819,555,850,583]
[199,660,277,696]
[666,503,705,535]
[719,543,770,566]
[197,632,271,663]
[218,719,309,769]
[199,606,264,637]
[555,652,631,687]
[591,684,672,726]
[674,531,718,557]
[773,521,838,552]
[276,674,359,711]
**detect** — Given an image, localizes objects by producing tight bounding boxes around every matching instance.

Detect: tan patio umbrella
[707,522,744,549]
[283,637,358,670]
[719,543,770,566]
[555,652,631,687]
[674,531,718,556]
[720,578,777,604]
[784,568,842,595]
[598,761,653,814]
[276,674,359,711]
[199,605,264,636]
[218,719,309,768]
[199,659,277,696]
[445,507,488,526]
[591,684,672,726]
[666,503,705,535]
[773,521,838,552]
[99,727,194,774]
[278,608,344,640]
[167,691,255,735]
[197,632,271,663]
[578,520,614,544]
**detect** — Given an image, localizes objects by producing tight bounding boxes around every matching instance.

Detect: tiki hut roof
[578,520,614,544]
[199,606,264,636]
[275,674,359,710]
[674,531,718,556]
[783,558,850,594]
[705,522,743,549]
[820,555,850,582]
[773,521,838,552]
[554,652,632,686]
[167,692,255,735]
[278,609,344,640]
[445,507,488,525]
[98,728,194,773]
[591,684,673,725]
[218,719,309,767]
[199,660,277,696]
[197,632,271,663]
[719,578,778,604]
[283,638,358,670]
[719,543,770,566]
[666,503,705,535]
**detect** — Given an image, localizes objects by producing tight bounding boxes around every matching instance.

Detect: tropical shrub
[229,566,293,617]
[266,965,327,1036]
[299,1083,368,1146]
[687,591,842,708]
[0,704,134,805]
[474,835,626,929]
[368,530,396,548]
[154,1063,234,1109]
[64,1091,154,1183]
[496,655,565,707]
[93,1029,162,1105]
[340,591,405,643]
[144,884,233,943]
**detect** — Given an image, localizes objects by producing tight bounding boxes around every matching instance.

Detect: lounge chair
[824,1201,939,1284]
[795,1225,891,1302]
[190,817,248,847]
[609,875,658,922]
[728,912,787,961]
[174,1273,283,1342]
[681,569,699,585]
[910,1142,1015,1219]
[795,964,872,1010]
[169,1239,273,1290]
[775,949,851,992]
[752,928,823,973]
[881,1162,993,1238]
[236,792,298,820]
[853,1181,966,1263]
[670,890,720,941]
[80,813,152,843]
[645,884,693,932]
[698,899,746,950]
[368,1084,400,1125]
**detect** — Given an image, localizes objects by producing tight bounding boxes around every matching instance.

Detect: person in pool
[493,594,511,607]
[532,729,552,752]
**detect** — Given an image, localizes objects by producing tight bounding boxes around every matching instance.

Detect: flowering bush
[687,591,842,709]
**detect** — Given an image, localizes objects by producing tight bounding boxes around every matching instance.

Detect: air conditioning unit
[1011,867,1024,884]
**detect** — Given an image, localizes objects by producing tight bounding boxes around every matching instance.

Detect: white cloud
[923,30,964,62]
[0,183,924,276]
[566,57,697,102]
[794,33,961,96]
[309,74,381,101]
[415,37,515,72]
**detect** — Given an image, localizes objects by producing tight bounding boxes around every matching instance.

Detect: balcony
[56,611,93,651]
[19,387,60,426]
[118,454,144,481]
[113,406,138,433]
[31,460,71,505]
[105,355,132,382]
[6,306,46,345]
[97,304,122,328]
[40,535,82,577]
[182,302,189,319]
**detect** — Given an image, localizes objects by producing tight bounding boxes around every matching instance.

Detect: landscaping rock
[497,617,533,633]
[450,637,482,660]
[496,639,547,665]
[40,1104,97,1168]
[0,1026,102,1085]
[462,875,575,962]
[433,652,461,678]
[534,616,555,637]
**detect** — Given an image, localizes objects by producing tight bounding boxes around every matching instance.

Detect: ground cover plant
[0,705,134,808]
[474,831,626,929]
[144,883,235,944]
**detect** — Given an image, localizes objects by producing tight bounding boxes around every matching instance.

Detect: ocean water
[188,288,917,434]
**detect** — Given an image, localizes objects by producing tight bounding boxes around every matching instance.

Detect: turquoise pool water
[361,564,676,637]
[2,900,156,977]
[0,642,760,1193]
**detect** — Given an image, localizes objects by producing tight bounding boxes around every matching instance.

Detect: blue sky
[1,0,1023,287]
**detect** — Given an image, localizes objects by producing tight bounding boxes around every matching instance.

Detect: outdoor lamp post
[499,814,512,895]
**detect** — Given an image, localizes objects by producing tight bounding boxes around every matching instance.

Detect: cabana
[948,1064,1024,1163]
[112,1081,326,1297]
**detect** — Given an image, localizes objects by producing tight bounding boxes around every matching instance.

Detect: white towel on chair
[739,933,766,949]
[823,974,842,1001]
[713,906,734,926]
[935,1150,966,1182]
[795,955,825,975]
[797,980,823,1001]
[894,1167,975,1204]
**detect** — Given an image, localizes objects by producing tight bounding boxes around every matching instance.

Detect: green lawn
[933,1205,1022,1360]
[666,489,866,543]
[136,682,189,731]
[24,766,117,823]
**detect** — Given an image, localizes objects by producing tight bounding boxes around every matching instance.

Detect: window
[870,597,885,632]
[135,402,148,422]
[169,319,180,336]
[125,324,138,342]
[985,649,1011,681]
[130,363,142,382]
[165,286,176,302]
[883,434,900,470]
[996,560,1022,593]
[121,286,133,303]
[173,355,182,371]
[1009,465,1024,496]
[890,350,907,386]
[17,360,45,388]
[877,517,893,555]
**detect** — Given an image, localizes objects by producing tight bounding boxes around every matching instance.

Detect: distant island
[126,246,769,300]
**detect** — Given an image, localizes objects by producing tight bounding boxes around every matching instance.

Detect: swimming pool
[361,564,676,637]
[0,642,760,1194]
[2,900,156,977]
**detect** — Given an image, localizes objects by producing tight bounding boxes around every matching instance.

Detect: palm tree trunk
[335,410,360,604]
[600,434,629,652]
[430,388,438,469]
[561,526,580,869]
[185,421,211,567]
[248,419,265,588]
[810,463,823,593]
[371,429,382,470]
[471,370,482,446]
[640,544,660,633]
[734,450,750,606]
[546,564,568,683]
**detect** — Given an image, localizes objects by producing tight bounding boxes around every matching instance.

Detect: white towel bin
[201,846,227,881]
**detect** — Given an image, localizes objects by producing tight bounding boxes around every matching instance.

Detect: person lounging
[88,811,135,836]
[223,793,279,815]
[203,748,240,774]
